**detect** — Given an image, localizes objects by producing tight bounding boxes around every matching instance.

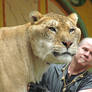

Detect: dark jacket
[40,64,92,92]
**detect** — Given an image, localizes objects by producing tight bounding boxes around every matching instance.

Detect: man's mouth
[80,57,86,63]
[52,51,75,57]
[80,59,85,63]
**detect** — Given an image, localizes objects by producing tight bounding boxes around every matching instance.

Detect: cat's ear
[29,11,43,24]
[68,13,78,25]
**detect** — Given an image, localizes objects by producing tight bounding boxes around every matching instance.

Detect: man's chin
[78,60,88,66]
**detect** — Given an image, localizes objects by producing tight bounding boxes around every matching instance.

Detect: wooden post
[38,0,48,14]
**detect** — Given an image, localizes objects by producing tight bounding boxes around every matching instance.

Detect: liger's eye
[69,28,75,33]
[48,27,56,33]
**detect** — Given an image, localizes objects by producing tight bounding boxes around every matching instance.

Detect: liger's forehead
[42,18,74,28]
[45,13,68,21]
[43,16,74,28]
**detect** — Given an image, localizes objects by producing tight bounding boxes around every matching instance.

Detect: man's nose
[84,52,90,58]
[84,55,89,59]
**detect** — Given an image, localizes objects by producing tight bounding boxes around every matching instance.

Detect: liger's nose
[62,41,73,49]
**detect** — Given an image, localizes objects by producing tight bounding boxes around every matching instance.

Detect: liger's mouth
[52,51,75,57]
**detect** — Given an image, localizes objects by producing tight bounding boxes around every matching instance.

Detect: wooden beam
[38,0,48,14]
[0,0,5,27]
[0,0,3,27]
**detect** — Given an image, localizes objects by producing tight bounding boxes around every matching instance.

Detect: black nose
[62,41,72,49]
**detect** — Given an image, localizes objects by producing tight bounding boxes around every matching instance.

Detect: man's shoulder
[78,73,92,91]
[80,72,92,86]
[49,63,65,70]
[47,64,65,75]
[85,72,92,80]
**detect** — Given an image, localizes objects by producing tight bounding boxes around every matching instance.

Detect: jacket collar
[54,64,66,77]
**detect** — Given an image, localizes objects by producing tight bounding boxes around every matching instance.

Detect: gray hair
[79,37,92,46]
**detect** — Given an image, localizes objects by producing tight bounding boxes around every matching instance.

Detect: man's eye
[83,48,88,51]
[90,52,92,56]
[48,27,56,33]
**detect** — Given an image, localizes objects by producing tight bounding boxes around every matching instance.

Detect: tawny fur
[0,11,81,92]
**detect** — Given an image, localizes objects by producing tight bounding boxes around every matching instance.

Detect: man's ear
[29,11,43,24]
[67,13,78,25]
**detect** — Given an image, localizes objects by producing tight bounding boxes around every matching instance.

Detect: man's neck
[68,57,87,76]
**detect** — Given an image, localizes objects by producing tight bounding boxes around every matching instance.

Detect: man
[28,37,92,92]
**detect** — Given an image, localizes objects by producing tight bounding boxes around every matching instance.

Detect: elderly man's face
[75,42,92,66]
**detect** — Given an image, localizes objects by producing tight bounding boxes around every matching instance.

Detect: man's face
[75,42,92,66]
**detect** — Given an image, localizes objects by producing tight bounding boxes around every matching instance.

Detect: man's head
[75,37,92,66]
[79,37,92,47]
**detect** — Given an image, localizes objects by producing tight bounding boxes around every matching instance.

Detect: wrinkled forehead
[80,39,92,46]
[79,42,92,50]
